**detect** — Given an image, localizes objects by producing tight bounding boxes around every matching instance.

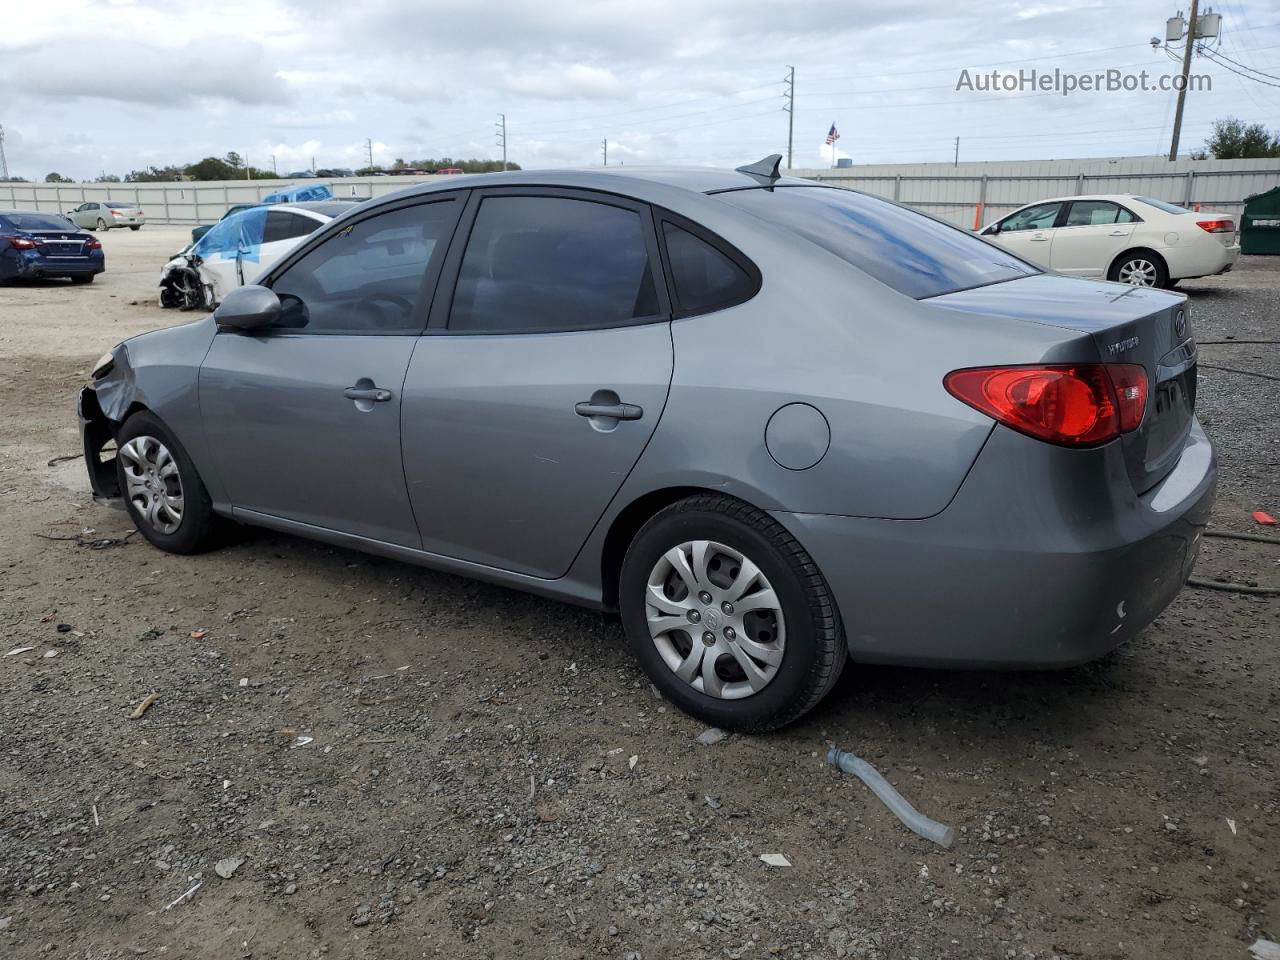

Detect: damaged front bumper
[78,384,122,506]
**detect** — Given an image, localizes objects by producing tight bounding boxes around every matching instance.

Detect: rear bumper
[774,418,1216,668]
[6,252,104,278]
[1167,241,1240,280]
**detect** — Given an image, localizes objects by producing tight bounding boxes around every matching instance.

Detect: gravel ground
[0,227,1276,960]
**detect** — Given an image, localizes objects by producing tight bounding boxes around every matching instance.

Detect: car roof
[285,200,364,217]
[358,165,817,210]
[1017,194,1156,206]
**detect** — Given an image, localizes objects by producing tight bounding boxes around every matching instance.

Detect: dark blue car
[0,210,105,284]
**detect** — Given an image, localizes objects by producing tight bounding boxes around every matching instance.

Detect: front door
[988,201,1063,269]
[1049,199,1138,278]
[402,190,674,579]
[198,196,464,546]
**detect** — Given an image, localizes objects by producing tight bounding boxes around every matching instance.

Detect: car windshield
[2,213,77,231]
[1134,196,1188,215]
[719,186,1039,299]
[105,202,134,209]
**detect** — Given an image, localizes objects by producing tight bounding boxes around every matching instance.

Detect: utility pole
[603,139,608,166]
[782,66,795,170]
[365,138,374,172]
[954,136,960,167]
[1169,0,1199,160]
[496,114,507,171]
[0,125,9,181]
[245,154,251,180]
[271,154,277,176]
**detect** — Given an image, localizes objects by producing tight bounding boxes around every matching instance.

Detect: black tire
[1108,249,1169,288]
[619,494,846,732]
[129,225,141,231]
[116,411,225,554]
[96,218,107,231]
[71,274,95,284]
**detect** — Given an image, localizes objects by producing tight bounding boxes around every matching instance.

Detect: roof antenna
[735,154,783,185]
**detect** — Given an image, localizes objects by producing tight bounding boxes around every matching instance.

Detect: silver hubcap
[1118,259,1158,286]
[120,436,184,535]
[645,540,786,700]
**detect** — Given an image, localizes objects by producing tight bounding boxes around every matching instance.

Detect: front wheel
[116,411,225,554]
[619,494,846,732]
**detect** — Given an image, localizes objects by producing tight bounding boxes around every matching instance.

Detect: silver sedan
[66,201,146,231]
[77,157,1215,731]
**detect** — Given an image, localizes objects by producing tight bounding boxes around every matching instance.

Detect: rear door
[198,195,464,546]
[401,188,674,578]
[1050,200,1138,277]
[985,201,1063,267]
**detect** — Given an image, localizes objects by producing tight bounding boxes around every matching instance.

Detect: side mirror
[214,285,281,331]
[986,223,1000,236]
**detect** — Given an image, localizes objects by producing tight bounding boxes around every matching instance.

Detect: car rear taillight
[110,209,123,217]
[944,364,1147,447]
[136,210,144,216]
[8,236,36,250]
[1196,219,1233,234]
[83,237,102,250]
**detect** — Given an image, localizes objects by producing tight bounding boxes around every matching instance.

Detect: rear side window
[661,221,757,316]
[264,211,318,244]
[270,200,457,334]
[449,195,660,333]
[720,186,1038,300]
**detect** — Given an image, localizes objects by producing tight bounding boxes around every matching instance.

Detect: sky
[2,0,1279,181]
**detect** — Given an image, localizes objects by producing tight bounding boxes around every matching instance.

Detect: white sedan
[980,194,1239,288]
[160,200,360,309]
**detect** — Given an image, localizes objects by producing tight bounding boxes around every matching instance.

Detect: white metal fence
[3,156,1277,230]
[0,175,450,225]
[790,155,1280,228]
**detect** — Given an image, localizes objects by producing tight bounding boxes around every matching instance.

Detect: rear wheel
[116,411,225,554]
[71,274,95,284]
[1109,250,1169,288]
[129,225,141,231]
[619,494,846,732]
[96,218,107,231]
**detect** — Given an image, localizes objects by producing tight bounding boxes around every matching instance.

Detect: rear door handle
[575,401,643,421]
[344,386,393,402]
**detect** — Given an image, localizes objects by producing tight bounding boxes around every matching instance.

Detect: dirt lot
[1,226,1276,960]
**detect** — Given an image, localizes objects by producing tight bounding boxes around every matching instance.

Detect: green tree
[1202,117,1280,159]
[94,173,121,183]
[44,172,71,183]
[225,151,244,169]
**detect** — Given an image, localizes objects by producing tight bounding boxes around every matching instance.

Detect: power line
[1201,48,1280,87]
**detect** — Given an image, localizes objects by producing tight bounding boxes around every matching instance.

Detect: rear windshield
[1,213,77,231]
[718,186,1038,299]
[1134,196,1188,215]
[104,202,135,209]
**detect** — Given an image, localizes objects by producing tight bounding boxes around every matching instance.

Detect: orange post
[973,202,985,231]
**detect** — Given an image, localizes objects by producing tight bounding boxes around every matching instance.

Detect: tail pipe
[826,747,956,849]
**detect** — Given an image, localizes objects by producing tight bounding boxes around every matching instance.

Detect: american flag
[825,123,840,145]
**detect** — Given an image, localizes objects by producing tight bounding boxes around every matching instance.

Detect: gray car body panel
[78,166,1218,668]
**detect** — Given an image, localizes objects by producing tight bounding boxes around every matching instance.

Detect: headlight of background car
[91,351,115,380]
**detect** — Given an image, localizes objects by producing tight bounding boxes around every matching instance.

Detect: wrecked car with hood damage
[159,199,358,310]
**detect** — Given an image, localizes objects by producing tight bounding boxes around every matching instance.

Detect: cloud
[505,64,628,100]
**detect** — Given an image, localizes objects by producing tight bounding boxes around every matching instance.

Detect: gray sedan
[78,157,1215,731]
[67,201,146,231]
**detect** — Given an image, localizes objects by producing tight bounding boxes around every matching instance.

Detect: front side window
[270,200,457,334]
[662,221,757,316]
[721,186,1038,300]
[1001,202,1063,232]
[449,195,660,333]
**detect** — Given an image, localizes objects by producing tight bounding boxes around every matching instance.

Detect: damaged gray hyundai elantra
[79,157,1215,731]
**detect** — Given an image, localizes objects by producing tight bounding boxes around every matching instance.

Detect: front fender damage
[78,349,139,505]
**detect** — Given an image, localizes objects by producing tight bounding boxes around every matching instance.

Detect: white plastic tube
[827,747,956,849]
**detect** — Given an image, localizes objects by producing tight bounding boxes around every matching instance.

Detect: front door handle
[575,401,643,421]
[1109,230,1129,236]
[344,386,393,402]
[1029,234,1050,241]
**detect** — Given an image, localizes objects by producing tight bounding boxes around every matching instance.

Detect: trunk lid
[930,273,1196,493]
[29,231,93,260]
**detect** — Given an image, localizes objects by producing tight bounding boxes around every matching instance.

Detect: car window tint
[264,211,318,244]
[1115,206,1138,224]
[271,200,456,335]
[720,187,1038,300]
[1065,201,1123,226]
[662,221,756,315]
[449,195,659,333]
[4,213,77,231]
[1135,196,1188,215]
[1001,202,1062,232]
